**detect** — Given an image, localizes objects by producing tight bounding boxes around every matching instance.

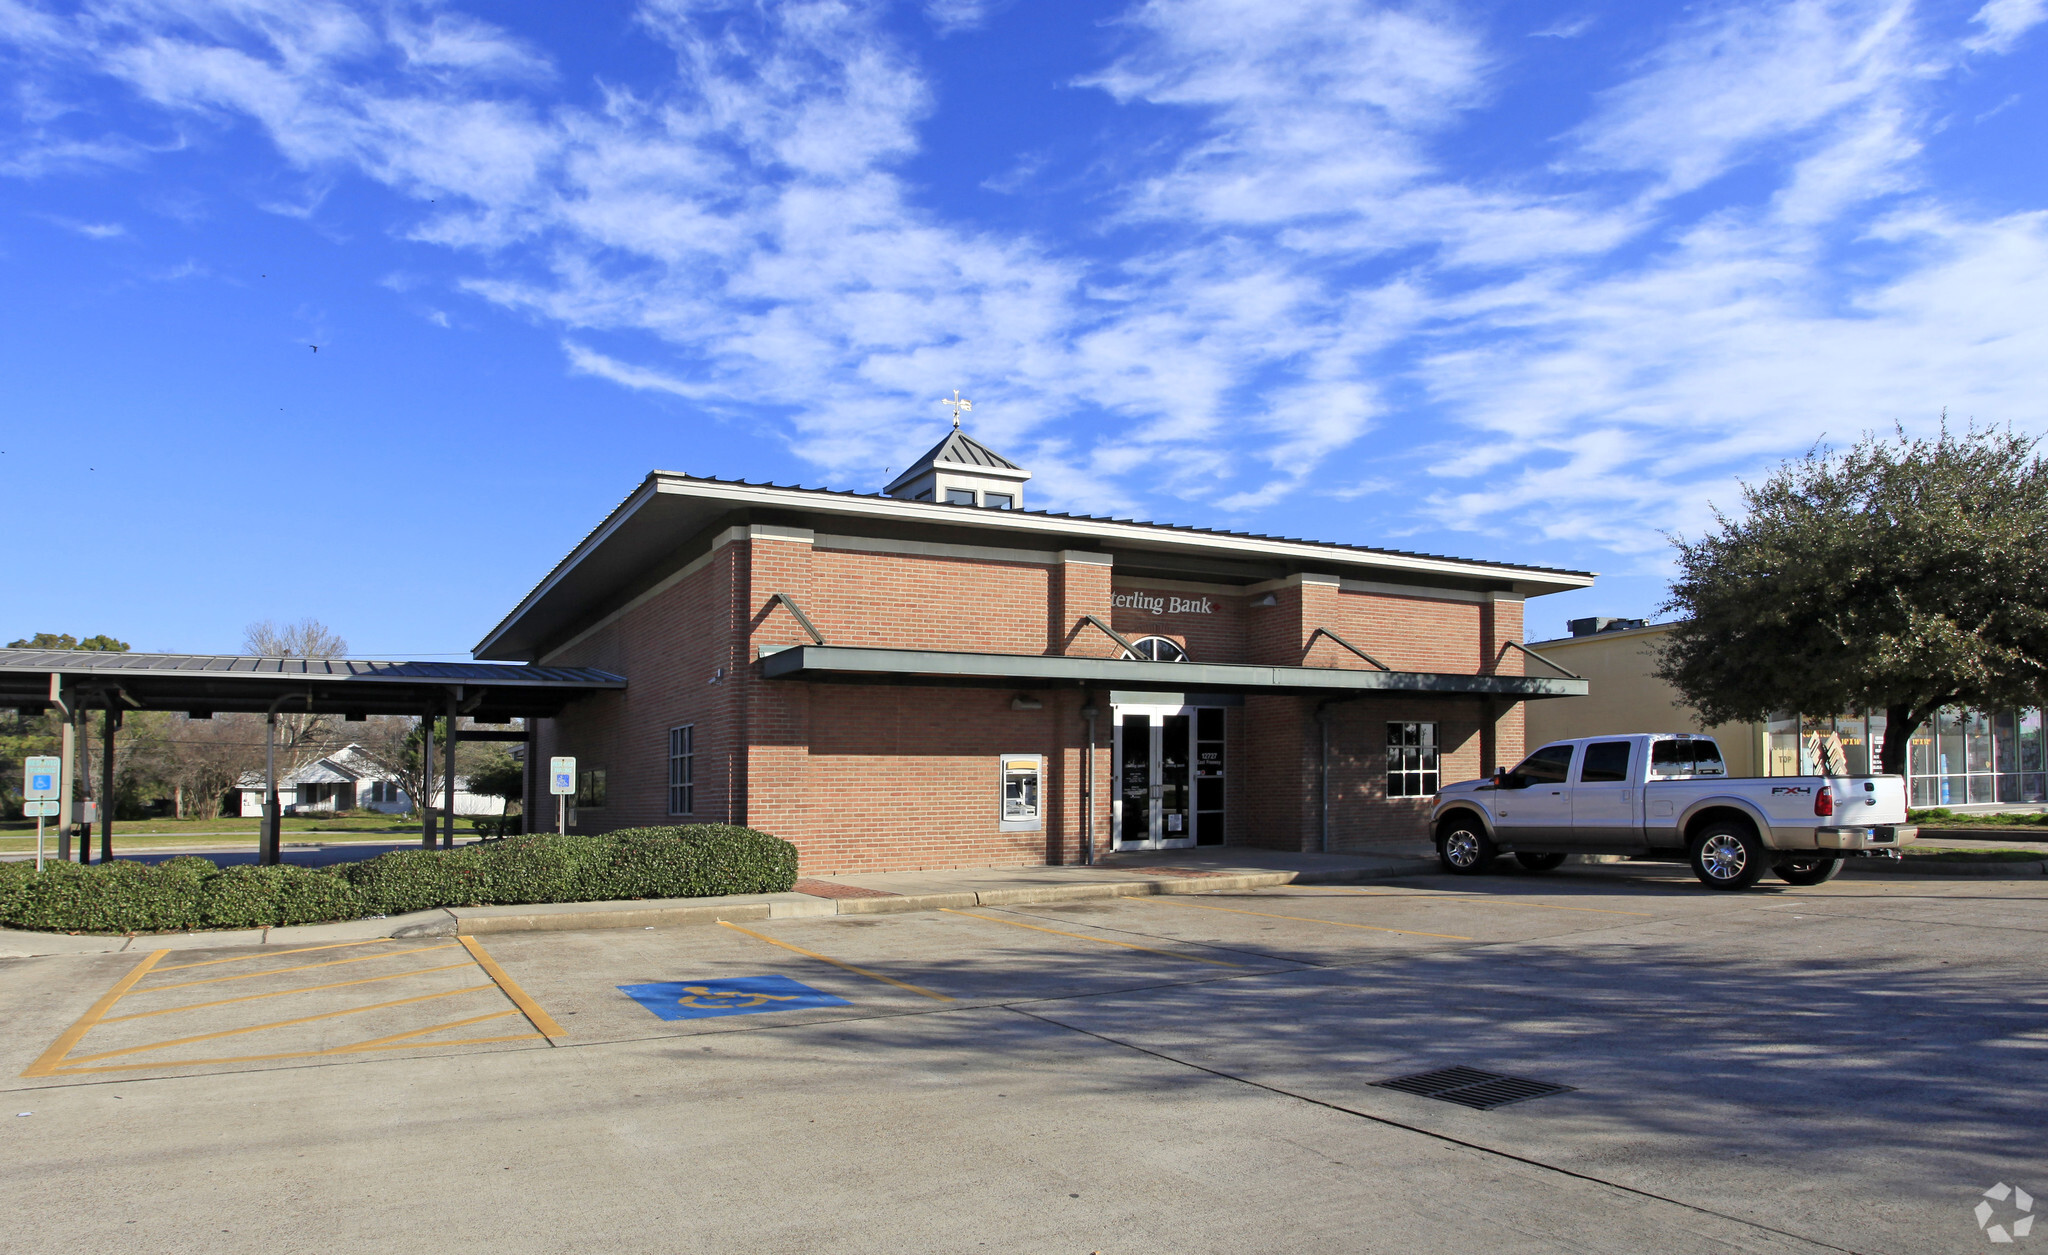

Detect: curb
[0,859,1441,955]
[1843,858,2046,879]
[445,863,1439,936]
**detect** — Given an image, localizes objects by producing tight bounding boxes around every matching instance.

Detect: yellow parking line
[58,985,497,1066]
[1294,887,1655,917]
[44,1013,535,1075]
[101,963,477,1023]
[459,937,567,1040]
[21,950,168,1078]
[153,939,391,972]
[326,1009,528,1054]
[136,944,464,993]
[939,909,1242,966]
[1135,897,1472,940]
[718,921,954,1002]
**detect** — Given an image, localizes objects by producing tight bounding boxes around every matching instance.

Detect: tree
[7,632,130,651]
[466,748,524,810]
[1657,424,2048,775]
[243,618,348,772]
[351,716,503,817]
[243,618,347,658]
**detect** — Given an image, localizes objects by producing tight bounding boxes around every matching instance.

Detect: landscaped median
[0,825,797,935]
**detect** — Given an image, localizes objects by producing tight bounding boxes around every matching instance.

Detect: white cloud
[1966,0,2048,52]
[1,0,2045,575]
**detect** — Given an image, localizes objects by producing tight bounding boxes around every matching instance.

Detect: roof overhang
[477,474,1598,661]
[0,650,625,720]
[758,644,1588,700]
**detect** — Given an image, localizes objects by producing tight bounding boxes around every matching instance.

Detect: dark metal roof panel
[0,649,623,687]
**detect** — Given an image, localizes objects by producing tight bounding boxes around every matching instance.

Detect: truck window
[1580,740,1632,782]
[1650,738,1727,778]
[1508,743,1575,787]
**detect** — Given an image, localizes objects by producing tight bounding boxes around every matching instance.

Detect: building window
[1387,722,1439,797]
[984,492,1013,510]
[669,725,695,815]
[1127,635,1188,661]
[944,488,976,505]
[577,768,607,808]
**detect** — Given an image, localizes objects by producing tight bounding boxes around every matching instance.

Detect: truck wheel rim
[1445,831,1481,867]
[1700,834,1748,879]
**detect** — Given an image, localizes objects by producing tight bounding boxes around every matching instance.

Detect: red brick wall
[810,547,1051,654]
[532,533,1535,872]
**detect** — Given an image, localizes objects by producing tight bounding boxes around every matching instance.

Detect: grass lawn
[0,814,501,854]
[1908,809,2048,827]
[1904,846,2048,862]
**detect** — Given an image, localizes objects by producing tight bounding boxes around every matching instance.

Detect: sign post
[23,757,60,873]
[549,756,576,836]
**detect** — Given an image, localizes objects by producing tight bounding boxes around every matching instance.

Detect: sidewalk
[0,844,1440,959]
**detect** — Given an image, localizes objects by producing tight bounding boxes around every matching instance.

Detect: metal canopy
[758,644,1588,700]
[0,649,625,719]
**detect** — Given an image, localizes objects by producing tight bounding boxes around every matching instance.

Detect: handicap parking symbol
[617,974,850,1021]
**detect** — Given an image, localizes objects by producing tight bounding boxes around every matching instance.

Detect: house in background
[235,744,509,818]
[1523,618,2047,808]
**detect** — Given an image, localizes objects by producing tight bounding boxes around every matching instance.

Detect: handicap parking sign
[617,975,850,1021]
[30,773,53,793]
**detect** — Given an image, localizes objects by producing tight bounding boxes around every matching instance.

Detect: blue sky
[4,0,2045,656]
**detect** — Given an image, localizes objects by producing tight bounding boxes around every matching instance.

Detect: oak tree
[1657,425,2048,774]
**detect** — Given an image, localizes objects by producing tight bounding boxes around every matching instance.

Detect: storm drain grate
[1372,1066,1575,1111]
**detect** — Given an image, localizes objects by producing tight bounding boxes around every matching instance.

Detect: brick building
[477,429,1593,874]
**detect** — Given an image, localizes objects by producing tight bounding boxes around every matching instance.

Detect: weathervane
[937,389,972,429]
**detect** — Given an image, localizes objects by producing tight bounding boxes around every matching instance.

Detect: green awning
[758,644,1586,699]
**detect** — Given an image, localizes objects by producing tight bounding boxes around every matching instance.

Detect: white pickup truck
[1428,733,1917,890]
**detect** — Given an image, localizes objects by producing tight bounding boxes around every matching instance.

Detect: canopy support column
[443,690,459,849]
[100,703,119,864]
[420,709,436,849]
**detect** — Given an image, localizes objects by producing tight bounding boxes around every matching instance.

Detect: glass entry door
[1115,706,1221,850]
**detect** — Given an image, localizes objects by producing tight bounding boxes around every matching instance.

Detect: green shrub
[338,848,487,915]
[194,866,364,929]
[6,859,210,934]
[1,824,798,933]
[0,860,35,920]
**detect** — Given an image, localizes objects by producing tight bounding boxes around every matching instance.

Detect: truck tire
[1774,856,1844,886]
[1690,823,1767,890]
[1514,852,1568,872]
[1438,817,1497,874]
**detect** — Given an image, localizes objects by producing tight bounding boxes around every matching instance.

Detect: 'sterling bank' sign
[1112,592,1215,615]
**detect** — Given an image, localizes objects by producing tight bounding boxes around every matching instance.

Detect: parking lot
[3,865,2044,1254]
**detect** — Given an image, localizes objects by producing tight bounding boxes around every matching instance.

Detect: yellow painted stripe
[44,1016,535,1075]
[1135,896,1472,940]
[1296,887,1654,917]
[939,909,1242,966]
[59,985,496,1066]
[459,937,567,1040]
[137,944,463,993]
[718,921,954,1001]
[102,963,476,1023]
[325,1009,526,1054]
[153,938,391,972]
[21,950,168,1078]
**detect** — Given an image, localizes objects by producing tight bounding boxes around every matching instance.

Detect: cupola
[883,413,1031,510]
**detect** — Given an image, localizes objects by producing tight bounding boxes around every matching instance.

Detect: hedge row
[0,826,798,934]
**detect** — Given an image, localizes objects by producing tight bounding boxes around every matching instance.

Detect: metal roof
[477,471,1598,661]
[882,429,1025,494]
[1,649,624,719]
[759,644,1588,700]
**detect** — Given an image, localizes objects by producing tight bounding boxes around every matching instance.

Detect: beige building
[1522,620,1766,778]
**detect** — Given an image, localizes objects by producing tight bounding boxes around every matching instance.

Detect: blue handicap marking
[617,974,850,1021]
[30,774,53,793]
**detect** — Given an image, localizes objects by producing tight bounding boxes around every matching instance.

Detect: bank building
[479,422,1593,873]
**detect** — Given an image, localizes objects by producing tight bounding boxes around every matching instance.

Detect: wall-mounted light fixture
[1253,593,1278,607]
[1011,695,1044,710]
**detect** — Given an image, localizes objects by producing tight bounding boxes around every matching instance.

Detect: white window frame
[1387,721,1439,797]
[1126,635,1188,662]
